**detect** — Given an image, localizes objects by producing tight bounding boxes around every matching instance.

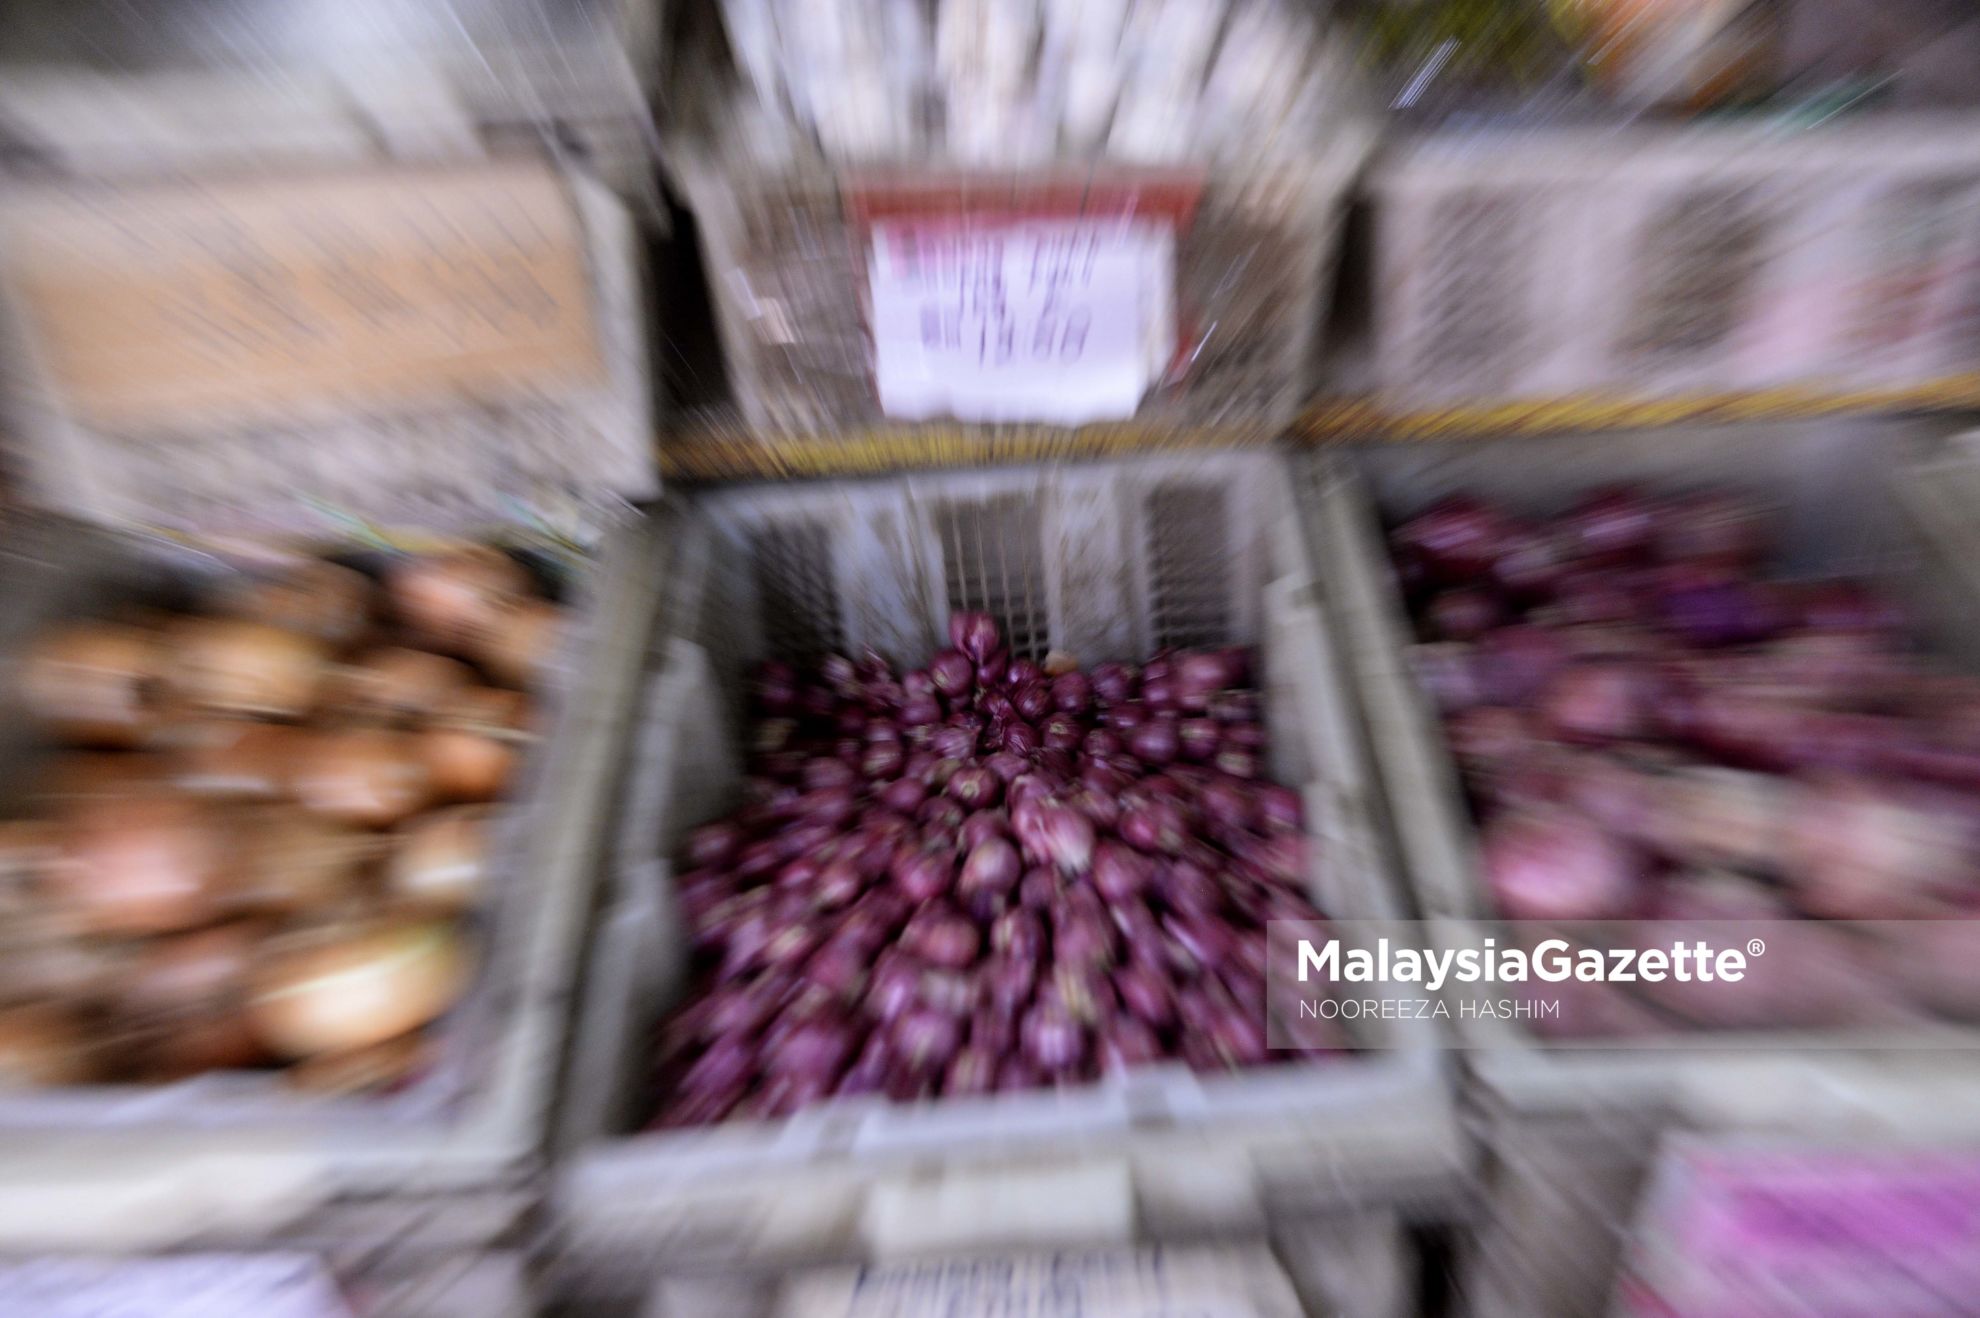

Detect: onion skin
[1482,808,1642,921]
[423,686,531,801]
[0,1005,96,1087]
[169,721,299,800]
[165,619,325,721]
[293,730,434,828]
[388,549,529,653]
[385,806,491,915]
[21,623,162,748]
[336,648,474,726]
[286,1033,432,1095]
[247,918,472,1057]
[226,560,372,648]
[50,793,228,935]
[233,806,377,915]
[476,598,565,691]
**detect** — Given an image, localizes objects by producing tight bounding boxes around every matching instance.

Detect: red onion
[1409,644,1482,713]
[921,758,961,790]
[996,1058,1043,1092]
[901,694,942,726]
[893,1007,963,1072]
[889,841,954,902]
[981,751,1028,784]
[1011,683,1053,723]
[1213,747,1260,780]
[950,612,1002,663]
[960,836,1021,897]
[1796,579,1906,634]
[969,1006,1015,1054]
[1020,1002,1088,1074]
[944,766,1000,810]
[992,907,1045,960]
[861,741,905,779]
[878,777,927,814]
[1490,523,1569,598]
[1175,651,1240,708]
[975,650,1009,687]
[799,757,854,792]
[685,822,743,870]
[866,953,924,1023]
[1004,658,1043,688]
[1397,496,1502,578]
[1026,801,1095,875]
[920,815,965,855]
[835,1035,892,1095]
[1098,1019,1164,1071]
[1049,963,1116,1023]
[765,1015,857,1081]
[1566,487,1656,563]
[1128,719,1180,767]
[755,662,797,715]
[1000,721,1041,756]
[898,902,980,968]
[1091,663,1135,703]
[682,1038,754,1096]
[1018,867,1059,910]
[1112,964,1177,1028]
[1175,718,1221,762]
[1658,577,1783,648]
[979,689,1015,723]
[1051,672,1093,714]
[927,724,973,761]
[1052,904,1118,969]
[1101,702,1149,732]
[1120,798,1188,855]
[959,810,1010,850]
[929,649,974,698]
[1482,808,1642,920]
[1540,661,1655,745]
[984,953,1038,1010]
[815,858,865,910]
[1092,841,1153,902]
[944,1046,998,1096]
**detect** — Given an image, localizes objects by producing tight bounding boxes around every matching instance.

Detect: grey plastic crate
[0,513,667,1252]
[1304,419,1980,1121]
[547,451,1467,1312]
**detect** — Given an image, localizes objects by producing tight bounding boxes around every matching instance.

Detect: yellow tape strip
[660,376,1980,481]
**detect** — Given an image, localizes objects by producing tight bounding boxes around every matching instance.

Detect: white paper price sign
[868,219,1175,424]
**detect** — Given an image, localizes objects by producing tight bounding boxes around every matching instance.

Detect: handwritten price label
[868,219,1174,424]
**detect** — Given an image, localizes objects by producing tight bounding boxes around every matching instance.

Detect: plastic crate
[547,451,1468,1312]
[0,163,664,1249]
[674,129,1372,436]
[632,1226,1416,1318]
[1302,418,1980,1120]
[1370,115,1980,408]
[0,0,661,209]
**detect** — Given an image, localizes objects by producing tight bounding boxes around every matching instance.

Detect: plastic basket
[1303,418,1980,1121]
[0,1,661,209]
[547,450,1467,1311]
[0,161,664,1249]
[674,129,1372,437]
[1369,115,1980,407]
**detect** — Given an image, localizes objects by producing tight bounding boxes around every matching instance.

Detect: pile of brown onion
[646,613,1340,1130]
[0,546,564,1091]
[1391,486,1980,1035]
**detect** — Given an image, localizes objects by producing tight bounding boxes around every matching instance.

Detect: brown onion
[423,687,532,801]
[225,560,371,647]
[168,720,301,800]
[165,619,326,720]
[0,1004,96,1086]
[48,792,228,934]
[332,648,474,725]
[140,1011,268,1080]
[385,806,491,915]
[286,1032,433,1095]
[292,730,433,827]
[387,548,529,652]
[247,917,471,1057]
[121,921,263,1021]
[474,598,564,690]
[32,753,172,805]
[231,806,379,914]
[20,622,161,747]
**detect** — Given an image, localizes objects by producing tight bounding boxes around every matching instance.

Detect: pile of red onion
[1392,486,1980,1030]
[646,614,1338,1127]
